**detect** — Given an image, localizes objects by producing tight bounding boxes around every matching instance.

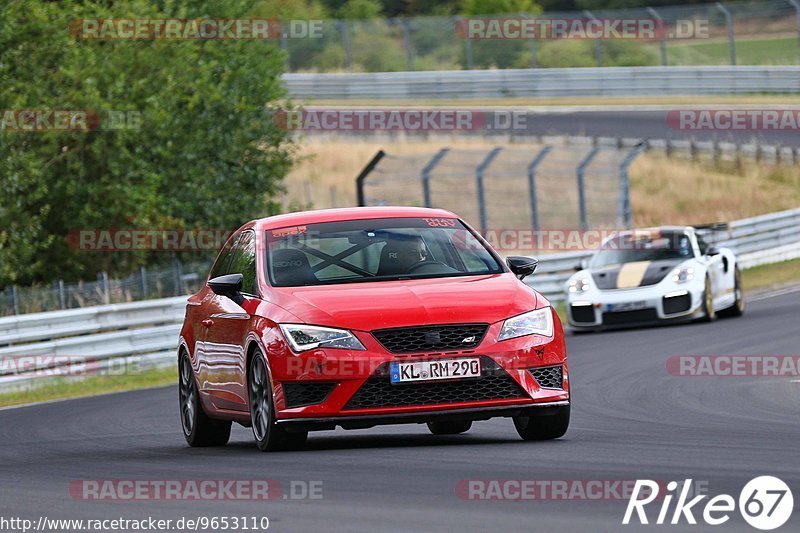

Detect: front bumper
[267,316,569,423]
[566,283,705,330]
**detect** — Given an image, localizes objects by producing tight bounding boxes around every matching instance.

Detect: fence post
[140,266,148,299]
[455,16,474,69]
[527,145,552,230]
[790,0,800,56]
[355,150,386,206]
[619,142,648,228]
[716,2,736,65]
[420,148,450,208]
[101,272,110,305]
[476,147,503,234]
[11,285,19,315]
[584,11,603,67]
[58,279,66,309]
[647,7,667,66]
[576,147,601,230]
[399,18,414,71]
[337,20,354,71]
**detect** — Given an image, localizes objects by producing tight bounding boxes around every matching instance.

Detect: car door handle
[201,319,214,328]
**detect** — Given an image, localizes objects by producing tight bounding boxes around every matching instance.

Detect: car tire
[427,420,472,435]
[699,276,716,322]
[249,349,308,452]
[513,405,570,441]
[179,352,232,447]
[718,267,744,318]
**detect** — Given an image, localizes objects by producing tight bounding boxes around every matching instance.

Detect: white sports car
[565,226,744,330]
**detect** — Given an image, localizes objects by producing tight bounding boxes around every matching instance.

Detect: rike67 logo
[624,477,793,530]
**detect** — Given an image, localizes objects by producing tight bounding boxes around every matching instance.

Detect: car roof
[251,206,458,231]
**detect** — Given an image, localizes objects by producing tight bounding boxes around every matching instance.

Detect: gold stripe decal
[616,261,652,289]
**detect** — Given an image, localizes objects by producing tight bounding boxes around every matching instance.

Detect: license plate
[390,358,481,384]
[607,301,647,312]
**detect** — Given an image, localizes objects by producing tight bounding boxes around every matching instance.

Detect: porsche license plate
[390,358,481,384]
[607,301,647,312]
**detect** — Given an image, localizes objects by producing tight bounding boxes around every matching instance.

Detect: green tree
[0,0,295,286]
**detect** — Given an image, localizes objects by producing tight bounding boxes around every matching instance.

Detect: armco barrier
[282,66,800,100]
[0,207,798,391]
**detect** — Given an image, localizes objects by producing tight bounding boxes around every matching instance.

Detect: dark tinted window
[209,236,236,279]
[266,217,503,287]
[228,231,258,295]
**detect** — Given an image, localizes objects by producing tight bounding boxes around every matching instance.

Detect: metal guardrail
[0,206,798,392]
[282,66,800,100]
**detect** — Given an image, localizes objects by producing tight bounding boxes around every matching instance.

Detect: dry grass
[629,155,800,226]
[285,136,800,227]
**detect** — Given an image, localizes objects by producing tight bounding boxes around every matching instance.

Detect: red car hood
[270,273,542,331]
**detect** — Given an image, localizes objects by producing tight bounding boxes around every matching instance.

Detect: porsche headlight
[279,324,366,353]
[568,277,590,293]
[498,308,554,341]
[671,266,695,284]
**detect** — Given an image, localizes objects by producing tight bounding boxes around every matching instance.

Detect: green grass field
[668,36,800,66]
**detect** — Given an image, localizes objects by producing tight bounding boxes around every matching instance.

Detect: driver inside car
[377,234,429,276]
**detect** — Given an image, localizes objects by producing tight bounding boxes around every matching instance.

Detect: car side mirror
[706,246,720,256]
[507,256,538,280]
[208,273,244,305]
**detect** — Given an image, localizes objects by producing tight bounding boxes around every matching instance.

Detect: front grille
[372,324,489,354]
[344,356,527,410]
[570,304,595,323]
[282,382,338,408]
[602,308,659,325]
[663,293,691,315]
[529,365,563,389]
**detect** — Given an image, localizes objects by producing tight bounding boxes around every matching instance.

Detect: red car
[178,207,570,451]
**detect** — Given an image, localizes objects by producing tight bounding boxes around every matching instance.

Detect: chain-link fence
[0,261,211,317]
[282,0,799,72]
[357,140,647,236]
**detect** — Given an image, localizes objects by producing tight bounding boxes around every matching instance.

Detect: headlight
[279,324,366,353]
[671,266,695,284]
[568,277,590,293]
[498,308,554,341]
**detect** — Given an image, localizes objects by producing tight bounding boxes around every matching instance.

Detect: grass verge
[0,365,176,409]
[741,258,800,293]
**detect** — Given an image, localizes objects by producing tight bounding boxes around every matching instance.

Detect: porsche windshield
[266,217,503,286]
[590,230,693,268]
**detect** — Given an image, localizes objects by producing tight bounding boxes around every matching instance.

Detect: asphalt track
[522,110,800,147]
[0,289,798,532]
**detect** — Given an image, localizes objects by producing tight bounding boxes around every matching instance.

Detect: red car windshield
[266,217,503,287]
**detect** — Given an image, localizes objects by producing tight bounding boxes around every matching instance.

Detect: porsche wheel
[249,350,307,452]
[179,351,231,447]
[699,276,716,322]
[718,267,744,318]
